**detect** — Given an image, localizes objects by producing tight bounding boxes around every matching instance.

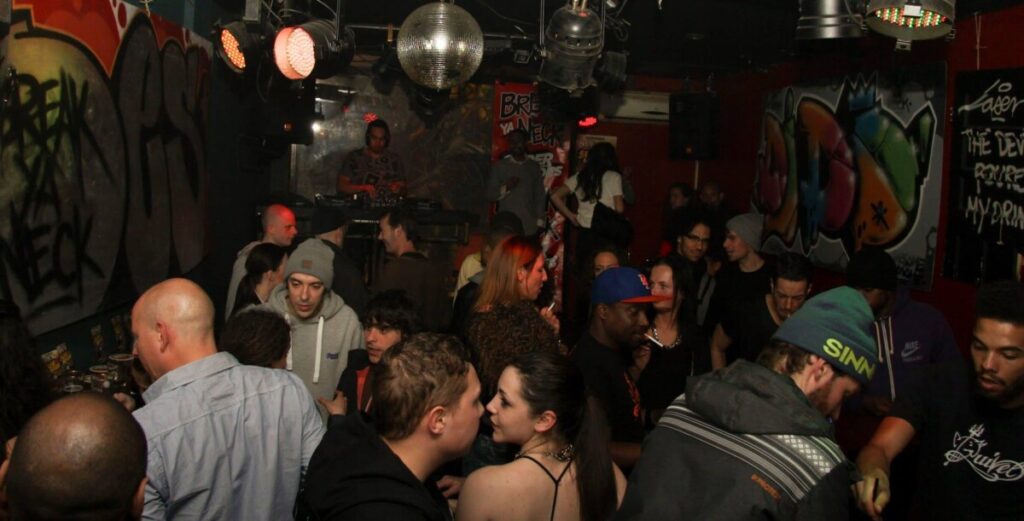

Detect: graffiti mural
[754,66,945,289]
[0,1,210,334]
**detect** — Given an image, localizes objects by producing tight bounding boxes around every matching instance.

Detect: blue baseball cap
[591,267,671,305]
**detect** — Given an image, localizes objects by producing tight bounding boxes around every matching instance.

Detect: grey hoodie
[225,241,260,319]
[260,285,364,417]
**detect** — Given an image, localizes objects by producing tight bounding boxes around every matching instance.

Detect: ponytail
[573,397,616,521]
[232,272,262,316]
[233,243,288,316]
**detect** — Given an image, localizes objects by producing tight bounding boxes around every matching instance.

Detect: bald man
[6,393,147,520]
[225,203,298,317]
[131,278,324,520]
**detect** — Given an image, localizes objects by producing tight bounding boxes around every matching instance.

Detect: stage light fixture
[274,19,355,80]
[216,21,269,74]
[538,0,605,92]
[796,0,864,40]
[866,0,954,49]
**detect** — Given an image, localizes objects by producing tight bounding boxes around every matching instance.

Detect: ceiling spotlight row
[217,18,355,80]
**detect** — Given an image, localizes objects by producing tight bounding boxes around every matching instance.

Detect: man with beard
[337,118,406,201]
[856,280,1024,521]
[572,267,670,470]
[615,286,876,520]
[711,252,812,369]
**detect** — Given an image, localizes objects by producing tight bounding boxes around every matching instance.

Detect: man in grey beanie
[706,212,773,335]
[261,238,364,417]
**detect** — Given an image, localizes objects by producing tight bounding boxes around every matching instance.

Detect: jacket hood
[303,418,449,520]
[265,283,346,323]
[237,240,260,259]
[685,360,833,437]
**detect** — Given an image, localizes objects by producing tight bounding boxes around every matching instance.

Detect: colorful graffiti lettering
[755,75,937,258]
[0,3,210,334]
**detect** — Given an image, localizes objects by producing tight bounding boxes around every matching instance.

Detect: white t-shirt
[564,170,623,228]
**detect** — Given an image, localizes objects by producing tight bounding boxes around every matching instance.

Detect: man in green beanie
[615,286,876,520]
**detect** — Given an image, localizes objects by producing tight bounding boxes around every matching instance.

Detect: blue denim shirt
[133,352,325,520]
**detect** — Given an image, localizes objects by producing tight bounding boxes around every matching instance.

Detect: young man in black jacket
[301,333,482,520]
[615,286,876,520]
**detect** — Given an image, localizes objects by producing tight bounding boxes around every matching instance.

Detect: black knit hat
[846,246,897,291]
[311,206,349,236]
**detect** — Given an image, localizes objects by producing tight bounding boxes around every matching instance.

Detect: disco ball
[397,2,484,90]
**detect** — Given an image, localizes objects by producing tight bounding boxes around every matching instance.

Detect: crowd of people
[0,125,1021,521]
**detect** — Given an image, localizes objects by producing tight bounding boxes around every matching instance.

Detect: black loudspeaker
[670,93,719,160]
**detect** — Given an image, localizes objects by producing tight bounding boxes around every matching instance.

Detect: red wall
[595,5,1024,352]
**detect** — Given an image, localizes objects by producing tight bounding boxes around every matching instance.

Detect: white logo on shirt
[943,424,1024,482]
[900,341,922,362]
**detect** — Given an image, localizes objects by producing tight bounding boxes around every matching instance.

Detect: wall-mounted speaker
[669,93,719,160]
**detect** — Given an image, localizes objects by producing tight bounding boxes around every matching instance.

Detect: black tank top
[518,455,574,521]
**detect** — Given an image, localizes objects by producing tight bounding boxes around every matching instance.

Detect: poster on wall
[753,64,946,290]
[944,67,1024,283]
[491,82,570,309]
[0,1,211,334]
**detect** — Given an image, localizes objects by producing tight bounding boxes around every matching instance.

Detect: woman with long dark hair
[231,243,288,316]
[634,256,703,421]
[456,351,625,521]
[550,142,626,269]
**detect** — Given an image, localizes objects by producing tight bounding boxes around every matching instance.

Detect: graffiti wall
[491,82,570,309]
[753,65,945,289]
[0,0,211,334]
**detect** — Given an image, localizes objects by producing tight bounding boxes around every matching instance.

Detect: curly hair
[0,301,54,446]
[466,301,562,399]
[372,333,471,440]
[976,280,1024,326]
[363,290,422,336]
[219,309,291,368]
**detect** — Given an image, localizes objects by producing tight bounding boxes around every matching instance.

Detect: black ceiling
[218,0,1024,77]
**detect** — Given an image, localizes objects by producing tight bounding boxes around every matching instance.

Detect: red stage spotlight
[578,116,599,128]
[274,20,354,80]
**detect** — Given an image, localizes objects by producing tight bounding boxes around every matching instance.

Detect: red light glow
[363,112,379,123]
[578,116,598,127]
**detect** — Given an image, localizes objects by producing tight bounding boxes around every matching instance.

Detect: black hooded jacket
[300,416,451,521]
[615,360,855,520]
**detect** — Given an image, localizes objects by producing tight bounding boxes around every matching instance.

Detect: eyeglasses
[682,233,711,245]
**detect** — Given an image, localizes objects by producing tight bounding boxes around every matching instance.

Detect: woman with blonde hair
[473,235,549,313]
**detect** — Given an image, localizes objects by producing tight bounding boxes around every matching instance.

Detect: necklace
[651,325,681,349]
[515,444,575,462]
